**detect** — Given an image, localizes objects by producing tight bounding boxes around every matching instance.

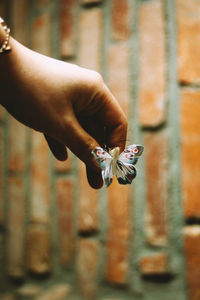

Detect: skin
[0,23,127,189]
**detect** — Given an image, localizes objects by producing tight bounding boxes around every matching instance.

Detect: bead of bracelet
[0,17,11,54]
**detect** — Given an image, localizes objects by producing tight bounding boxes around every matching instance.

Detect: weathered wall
[0,0,199,299]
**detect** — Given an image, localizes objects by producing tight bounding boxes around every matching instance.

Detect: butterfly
[91,144,144,187]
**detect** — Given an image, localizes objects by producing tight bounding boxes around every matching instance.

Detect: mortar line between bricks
[127,0,146,298]
[164,0,187,298]
[49,0,62,278]
[23,128,32,277]
[96,0,110,293]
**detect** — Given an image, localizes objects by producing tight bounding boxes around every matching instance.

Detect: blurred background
[0,0,200,299]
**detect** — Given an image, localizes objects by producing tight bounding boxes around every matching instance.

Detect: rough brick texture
[139,253,169,275]
[28,226,51,274]
[144,130,168,246]
[79,7,102,71]
[111,0,131,41]
[177,0,200,84]
[107,44,130,116]
[57,178,75,265]
[77,239,99,299]
[138,0,166,127]
[184,226,200,300]
[79,162,99,233]
[31,12,52,56]
[60,0,76,58]
[30,133,50,225]
[180,89,200,218]
[7,177,25,278]
[105,179,131,284]
[8,119,26,172]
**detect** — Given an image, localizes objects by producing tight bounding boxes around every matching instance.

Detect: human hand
[0,38,127,188]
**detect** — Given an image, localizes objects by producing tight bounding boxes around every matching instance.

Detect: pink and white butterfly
[92,144,144,187]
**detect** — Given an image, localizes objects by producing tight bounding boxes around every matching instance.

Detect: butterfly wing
[116,144,144,185]
[91,147,113,187]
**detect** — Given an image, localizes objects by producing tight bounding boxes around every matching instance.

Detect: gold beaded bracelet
[0,17,11,54]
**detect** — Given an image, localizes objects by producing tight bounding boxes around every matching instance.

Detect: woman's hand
[0,38,127,188]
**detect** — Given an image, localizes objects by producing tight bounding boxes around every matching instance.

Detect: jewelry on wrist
[0,17,11,54]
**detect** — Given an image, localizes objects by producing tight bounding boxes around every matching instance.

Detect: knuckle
[90,71,105,89]
[77,137,95,158]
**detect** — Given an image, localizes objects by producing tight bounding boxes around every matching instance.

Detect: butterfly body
[92,144,144,187]
[109,147,120,176]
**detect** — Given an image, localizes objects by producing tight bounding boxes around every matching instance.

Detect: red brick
[10,0,28,44]
[111,0,131,41]
[138,0,166,127]
[77,239,99,299]
[183,226,200,300]
[8,118,26,172]
[144,130,168,246]
[17,284,42,298]
[28,225,51,274]
[79,8,102,72]
[107,44,130,116]
[30,132,50,224]
[176,0,200,84]
[57,179,75,265]
[180,89,200,218]
[31,12,51,56]
[105,178,131,284]
[60,0,76,58]
[7,177,25,278]
[79,162,98,233]
[36,284,71,300]
[139,253,169,275]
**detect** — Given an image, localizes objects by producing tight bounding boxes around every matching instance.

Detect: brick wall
[0,0,199,299]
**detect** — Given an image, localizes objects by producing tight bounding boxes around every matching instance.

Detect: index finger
[93,85,128,152]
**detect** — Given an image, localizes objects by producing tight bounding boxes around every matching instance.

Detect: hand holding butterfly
[0,37,127,189]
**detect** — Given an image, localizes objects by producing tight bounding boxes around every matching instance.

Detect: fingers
[78,116,105,189]
[92,84,128,153]
[61,111,102,172]
[86,167,103,189]
[44,134,68,161]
